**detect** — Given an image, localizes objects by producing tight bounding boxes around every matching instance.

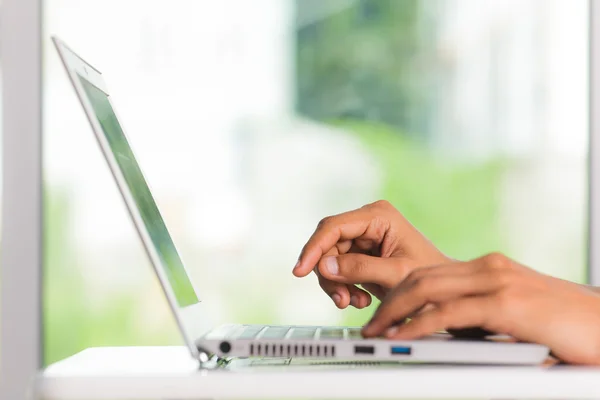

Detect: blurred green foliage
[296,0,435,140]
[43,190,178,365]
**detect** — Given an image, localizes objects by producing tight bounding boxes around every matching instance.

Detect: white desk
[35,346,600,399]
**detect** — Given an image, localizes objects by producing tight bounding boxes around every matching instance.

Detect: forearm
[582,284,600,294]
[550,276,600,295]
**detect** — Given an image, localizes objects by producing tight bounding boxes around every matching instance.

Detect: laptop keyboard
[212,325,364,341]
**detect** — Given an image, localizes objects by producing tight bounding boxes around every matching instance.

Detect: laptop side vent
[250,343,335,358]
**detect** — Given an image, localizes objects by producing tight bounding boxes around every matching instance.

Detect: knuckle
[482,252,511,270]
[317,216,334,229]
[380,232,401,258]
[414,275,442,299]
[491,269,515,287]
[406,268,427,283]
[383,260,409,286]
[363,199,395,214]
[371,199,393,210]
[371,215,390,236]
[411,277,430,296]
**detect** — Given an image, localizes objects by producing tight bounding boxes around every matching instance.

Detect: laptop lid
[52,37,210,360]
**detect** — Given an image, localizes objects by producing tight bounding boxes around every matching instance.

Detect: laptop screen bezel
[52,37,211,359]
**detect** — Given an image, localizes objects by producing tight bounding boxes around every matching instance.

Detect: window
[43,0,589,364]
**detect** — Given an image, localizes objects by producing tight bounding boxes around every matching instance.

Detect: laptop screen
[78,75,199,307]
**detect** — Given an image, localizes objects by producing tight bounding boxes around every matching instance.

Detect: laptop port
[390,346,412,355]
[219,341,232,354]
[354,345,375,355]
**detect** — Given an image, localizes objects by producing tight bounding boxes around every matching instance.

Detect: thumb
[317,253,406,288]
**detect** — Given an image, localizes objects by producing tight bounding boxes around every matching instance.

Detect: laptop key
[260,327,291,339]
[347,328,364,339]
[236,326,265,339]
[289,327,318,339]
[319,328,345,339]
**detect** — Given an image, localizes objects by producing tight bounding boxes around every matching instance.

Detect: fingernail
[293,259,301,271]
[385,327,399,337]
[324,256,339,275]
[331,293,341,305]
[350,295,359,307]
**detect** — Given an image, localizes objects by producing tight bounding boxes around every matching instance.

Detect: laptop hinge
[196,346,225,370]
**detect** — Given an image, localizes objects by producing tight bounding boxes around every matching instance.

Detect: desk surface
[36,346,600,399]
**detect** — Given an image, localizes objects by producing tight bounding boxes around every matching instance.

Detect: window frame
[0,0,44,399]
[589,0,600,285]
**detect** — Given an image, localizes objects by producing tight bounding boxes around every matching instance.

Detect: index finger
[293,207,389,277]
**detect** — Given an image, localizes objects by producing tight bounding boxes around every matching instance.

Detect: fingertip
[384,326,400,338]
[331,293,342,307]
[294,246,325,277]
[362,312,390,337]
[361,322,379,337]
[292,266,307,277]
[351,294,370,309]
[292,260,303,276]
[292,258,313,277]
[335,300,348,309]
[361,328,375,338]
[337,291,351,309]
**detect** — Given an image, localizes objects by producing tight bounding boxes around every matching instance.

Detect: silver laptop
[53,36,550,366]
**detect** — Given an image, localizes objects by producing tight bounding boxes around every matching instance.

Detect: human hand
[362,253,600,365]
[293,200,450,309]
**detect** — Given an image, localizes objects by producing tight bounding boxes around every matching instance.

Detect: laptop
[53,36,550,367]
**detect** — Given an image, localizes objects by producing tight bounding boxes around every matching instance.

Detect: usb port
[390,346,412,355]
[354,345,375,355]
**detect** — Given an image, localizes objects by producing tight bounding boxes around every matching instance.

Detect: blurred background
[32,0,590,364]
